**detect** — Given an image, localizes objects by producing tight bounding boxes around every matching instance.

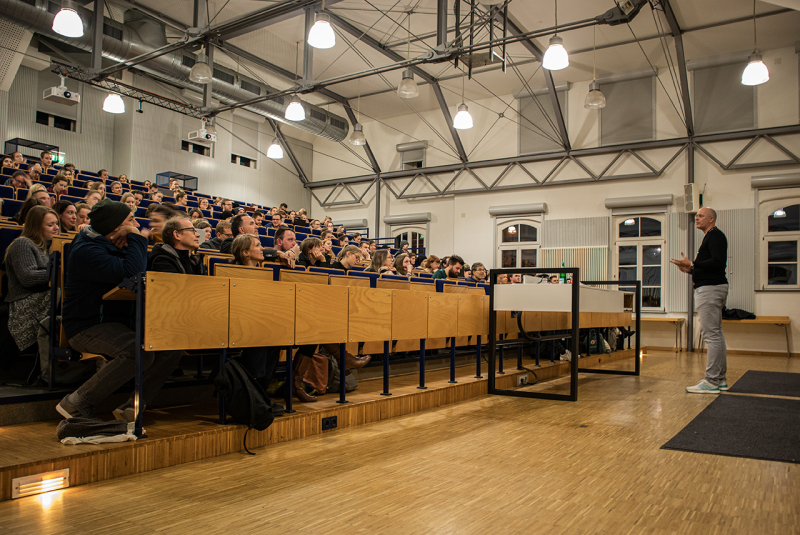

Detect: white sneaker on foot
[686,379,720,394]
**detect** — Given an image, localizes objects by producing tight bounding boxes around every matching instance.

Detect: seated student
[88,181,106,199]
[229,233,263,266]
[337,233,349,246]
[270,213,286,229]
[14,197,45,225]
[198,197,210,210]
[462,265,472,280]
[3,206,60,354]
[174,190,188,207]
[2,156,12,168]
[274,227,299,267]
[143,180,152,189]
[407,252,417,268]
[270,207,279,216]
[10,151,25,168]
[287,210,296,221]
[120,192,136,212]
[359,240,371,263]
[110,181,123,195]
[193,219,212,242]
[167,178,180,191]
[188,207,204,220]
[252,210,265,227]
[497,273,509,284]
[218,209,233,222]
[325,221,334,232]
[331,245,362,271]
[48,174,70,198]
[146,204,177,245]
[393,253,414,277]
[421,255,441,274]
[351,233,362,244]
[5,170,31,189]
[84,190,102,208]
[364,249,396,274]
[63,163,76,175]
[55,200,160,420]
[118,174,129,184]
[200,220,232,250]
[74,202,90,231]
[150,191,163,203]
[132,191,144,206]
[147,184,159,197]
[54,200,77,232]
[279,202,289,212]
[97,169,109,180]
[296,237,330,268]
[219,213,257,254]
[39,151,54,172]
[368,240,377,255]
[28,163,43,182]
[27,184,54,208]
[432,255,464,280]
[321,237,335,265]
[310,219,322,230]
[466,262,487,283]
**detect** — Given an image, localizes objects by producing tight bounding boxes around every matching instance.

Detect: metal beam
[431,83,468,162]
[661,0,693,136]
[303,8,314,81]
[211,0,343,41]
[500,12,570,150]
[203,43,214,108]
[436,0,448,47]
[90,0,103,73]
[341,104,381,174]
[268,119,308,183]
[686,143,695,351]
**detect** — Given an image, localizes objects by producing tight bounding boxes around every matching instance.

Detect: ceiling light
[397,69,419,99]
[543,35,568,71]
[308,12,335,49]
[52,8,83,38]
[742,52,769,86]
[103,93,125,114]
[453,103,473,130]
[285,96,305,121]
[584,80,606,109]
[189,52,213,84]
[772,209,786,218]
[349,123,366,145]
[267,139,283,159]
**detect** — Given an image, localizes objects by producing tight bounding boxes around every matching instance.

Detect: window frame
[758,196,800,290]
[612,214,666,312]
[496,217,542,270]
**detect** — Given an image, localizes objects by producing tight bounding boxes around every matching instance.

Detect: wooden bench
[636,316,685,352]
[699,316,792,358]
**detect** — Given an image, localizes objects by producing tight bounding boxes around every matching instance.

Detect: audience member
[120,192,137,212]
[174,190,187,207]
[337,233,349,246]
[54,200,77,232]
[310,219,321,230]
[2,156,12,168]
[84,191,102,207]
[193,219,212,242]
[27,184,54,207]
[365,249,395,274]
[331,245,362,271]
[271,214,285,229]
[497,274,509,284]
[118,174,128,183]
[219,213,256,254]
[150,191,163,203]
[188,207,203,220]
[28,163,42,182]
[422,255,441,274]
[168,178,180,191]
[75,203,90,231]
[252,210,265,226]
[321,237,335,265]
[63,163,76,174]
[143,180,152,189]
[510,274,522,284]
[274,228,299,267]
[369,241,377,254]
[393,253,414,276]
[220,199,233,212]
[279,202,288,212]
[200,221,232,250]
[359,240,371,262]
[110,181,123,195]
[149,216,206,275]
[351,233,362,244]
[230,234,263,266]
[88,181,106,199]
[49,174,69,198]
[146,205,177,245]
[15,197,45,225]
[10,151,24,167]
[432,255,464,280]
[198,198,210,210]
[6,170,31,189]
[97,169,109,180]
[325,221,334,232]
[218,210,233,221]
[296,237,329,267]
[466,262,486,283]
[132,191,144,205]
[3,206,60,353]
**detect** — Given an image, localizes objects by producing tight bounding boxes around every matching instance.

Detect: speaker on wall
[684,183,700,213]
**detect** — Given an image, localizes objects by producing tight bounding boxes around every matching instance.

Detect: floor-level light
[189,49,213,84]
[103,93,125,114]
[308,12,335,49]
[267,138,283,159]
[52,7,83,38]
[742,0,768,86]
[285,96,305,121]
[584,26,605,109]
[542,0,568,71]
[397,14,418,98]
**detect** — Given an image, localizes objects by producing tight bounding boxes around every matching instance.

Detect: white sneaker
[686,379,720,394]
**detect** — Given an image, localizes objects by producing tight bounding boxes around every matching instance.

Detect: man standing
[671,207,729,394]
[432,255,464,280]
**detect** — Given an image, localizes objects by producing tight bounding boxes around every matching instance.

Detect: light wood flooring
[1,351,798,534]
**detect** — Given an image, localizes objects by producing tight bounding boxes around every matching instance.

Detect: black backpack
[214,358,274,455]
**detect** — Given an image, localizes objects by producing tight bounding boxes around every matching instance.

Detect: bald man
[670,207,729,394]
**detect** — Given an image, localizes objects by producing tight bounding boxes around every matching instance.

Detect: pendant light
[452,74,473,130]
[397,13,419,98]
[349,79,366,145]
[308,0,335,49]
[103,93,125,114]
[267,138,284,159]
[741,0,769,86]
[543,0,568,71]
[584,26,606,109]
[52,6,84,38]
[189,46,213,84]
[285,43,306,121]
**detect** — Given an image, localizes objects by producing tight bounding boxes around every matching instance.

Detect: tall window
[497,220,540,268]
[614,215,665,310]
[760,199,799,289]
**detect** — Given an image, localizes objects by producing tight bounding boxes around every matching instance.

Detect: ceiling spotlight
[285,96,305,121]
[543,35,568,70]
[308,12,335,49]
[102,93,125,114]
[584,80,606,109]
[742,52,769,86]
[52,7,83,38]
[189,51,213,84]
[453,103,473,130]
[267,139,283,159]
[349,123,366,145]
[397,69,419,99]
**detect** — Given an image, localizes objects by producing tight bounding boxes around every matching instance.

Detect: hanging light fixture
[52,6,83,38]
[453,74,473,130]
[189,46,213,84]
[349,79,366,145]
[307,0,335,50]
[584,26,606,109]
[741,0,768,86]
[397,13,419,98]
[267,138,284,159]
[103,93,125,114]
[285,43,306,121]
[543,0,568,71]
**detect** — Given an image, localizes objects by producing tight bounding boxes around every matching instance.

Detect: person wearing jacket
[200,221,232,250]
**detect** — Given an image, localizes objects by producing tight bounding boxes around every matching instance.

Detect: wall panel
[542,216,609,248]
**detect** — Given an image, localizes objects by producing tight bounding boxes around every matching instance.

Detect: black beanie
[89,199,133,235]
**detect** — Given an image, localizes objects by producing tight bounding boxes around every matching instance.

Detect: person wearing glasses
[466,262,487,283]
[331,245,362,271]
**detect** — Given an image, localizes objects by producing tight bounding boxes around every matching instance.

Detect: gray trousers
[70,322,183,409]
[695,284,728,385]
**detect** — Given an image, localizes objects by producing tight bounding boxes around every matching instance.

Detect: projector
[187,128,217,144]
[43,86,80,106]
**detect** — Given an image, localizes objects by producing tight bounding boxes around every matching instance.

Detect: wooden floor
[1,350,798,534]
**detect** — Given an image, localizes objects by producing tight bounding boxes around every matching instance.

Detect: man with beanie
[56,199,157,419]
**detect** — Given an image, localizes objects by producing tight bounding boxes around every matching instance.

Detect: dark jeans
[69,322,182,409]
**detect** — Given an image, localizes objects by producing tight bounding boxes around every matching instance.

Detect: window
[497,220,540,268]
[231,155,256,168]
[692,63,756,134]
[36,111,76,132]
[181,140,210,157]
[231,115,258,167]
[760,198,800,289]
[600,76,655,145]
[394,231,424,252]
[614,216,665,310]
[518,89,567,155]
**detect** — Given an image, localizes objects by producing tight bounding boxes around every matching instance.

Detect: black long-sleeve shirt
[692,226,728,288]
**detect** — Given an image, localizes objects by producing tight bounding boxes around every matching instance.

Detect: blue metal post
[474,335,482,378]
[284,346,295,413]
[418,339,427,389]
[134,273,147,438]
[497,334,504,374]
[448,336,457,383]
[337,342,348,403]
[381,340,391,396]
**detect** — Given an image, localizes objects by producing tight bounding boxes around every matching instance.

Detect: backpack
[214,357,274,455]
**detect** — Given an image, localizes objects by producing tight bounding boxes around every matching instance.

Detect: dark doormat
[727,370,800,398]
[661,395,800,463]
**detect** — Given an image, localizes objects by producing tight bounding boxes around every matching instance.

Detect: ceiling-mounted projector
[43,76,80,106]
[187,128,217,144]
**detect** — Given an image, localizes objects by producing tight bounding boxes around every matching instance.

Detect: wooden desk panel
[230,280,295,347]
[457,294,484,337]
[280,270,329,285]
[295,284,348,344]
[377,279,410,291]
[348,287,392,343]
[391,291,428,341]
[215,264,273,281]
[330,275,370,288]
[428,293,459,338]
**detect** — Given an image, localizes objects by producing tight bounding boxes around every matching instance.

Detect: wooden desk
[699,316,792,358]
[636,316,685,352]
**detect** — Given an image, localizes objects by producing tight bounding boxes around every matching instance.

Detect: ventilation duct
[0,0,349,142]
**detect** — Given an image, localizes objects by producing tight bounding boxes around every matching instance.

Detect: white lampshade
[397,69,419,98]
[267,139,284,159]
[308,13,335,49]
[741,53,769,86]
[349,123,366,145]
[453,103,473,130]
[189,58,213,84]
[52,8,84,38]
[584,80,606,109]
[543,35,569,71]
[285,96,305,121]
[103,93,125,114]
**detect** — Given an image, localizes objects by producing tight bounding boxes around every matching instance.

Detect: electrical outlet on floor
[516,375,528,386]
[321,416,338,431]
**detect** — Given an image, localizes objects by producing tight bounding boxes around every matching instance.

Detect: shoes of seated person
[685,379,720,394]
[56,393,95,419]
[113,405,137,423]
[345,353,371,370]
[270,401,285,417]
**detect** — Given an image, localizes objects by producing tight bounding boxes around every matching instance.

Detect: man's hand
[669,253,692,271]
[278,250,295,268]
[109,225,140,249]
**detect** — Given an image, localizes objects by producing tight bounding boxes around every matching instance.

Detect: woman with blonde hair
[3,206,60,351]
[26,184,53,207]
[120,192,137,212]
[331,245,361,271]
[88,181,106,199]
[230,233,263,266]
[365,249,395,274]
